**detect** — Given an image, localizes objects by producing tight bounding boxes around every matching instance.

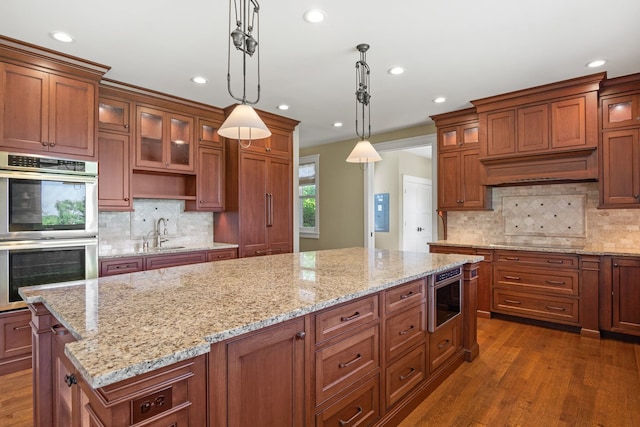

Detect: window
[299,154,319,238]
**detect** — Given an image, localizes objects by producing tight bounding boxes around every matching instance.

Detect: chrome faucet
[156,218,169,247]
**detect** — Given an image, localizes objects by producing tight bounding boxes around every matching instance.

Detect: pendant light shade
[346,139,382,163]
[218,104,271,140]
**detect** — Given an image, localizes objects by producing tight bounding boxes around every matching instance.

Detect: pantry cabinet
[0,44,108,160]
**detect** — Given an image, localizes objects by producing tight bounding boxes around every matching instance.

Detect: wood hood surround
[471,72,605,186]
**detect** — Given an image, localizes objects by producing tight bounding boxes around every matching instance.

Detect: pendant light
[218,0,271,148]
[346,44,382,164]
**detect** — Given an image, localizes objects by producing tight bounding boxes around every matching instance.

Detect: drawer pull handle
[339,353,362,368]
[339,406,363,426]
[399,367,416,381]
[400,291,415,300]
[504,275,521,280]
[504,299,521,305]
[547,260,564,264]
[437,339,450,349]
[51,324,68,335]
[546,305,566,311]
[399,325,415,335]
[13,324,30,331]
[340,312,360,322]
[545,280,566,285]
[505,257,520,261]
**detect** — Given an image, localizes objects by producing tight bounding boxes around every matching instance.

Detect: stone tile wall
[99,199,214,255]
[446,182,640,249]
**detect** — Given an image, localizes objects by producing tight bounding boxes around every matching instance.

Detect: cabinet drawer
[315,325,379,405]
[99,257,144,277]
[0,309,32,359]
[315,375,380,427]
[385,303,426,361]
[386,343,427,408]
[494,267,579,296]
[206,248,237,262]
[315,296,379,344]
[493,289,579,324]
[384,279,426,314]
[429,317,460,373]
[495,251,578,268]
[144,252,206,270]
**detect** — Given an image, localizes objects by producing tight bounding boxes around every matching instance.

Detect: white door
[402,176,432,252]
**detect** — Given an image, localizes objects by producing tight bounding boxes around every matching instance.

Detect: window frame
[298,154,320,239]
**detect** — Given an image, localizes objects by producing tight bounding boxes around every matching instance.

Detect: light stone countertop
[430,240,640,257]
[19,247,483,389]
[99,242,239,259]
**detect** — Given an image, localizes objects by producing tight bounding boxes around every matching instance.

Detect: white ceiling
[2,0,639,149]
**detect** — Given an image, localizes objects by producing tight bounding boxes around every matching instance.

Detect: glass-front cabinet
[135,106,194,172]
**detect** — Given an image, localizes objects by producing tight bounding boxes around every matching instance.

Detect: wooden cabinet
[144,251,207,270]
[492,250,581,326]
[431,108,491,211]
[98,96,131,133]
[608,257,640,336]
[429,244,492,317]
[314,375,380,427]
[97,132,132,210]
[239,127,292,158]
[185,146,224,211]
[99,256,144,277]
[135,106,194,173]
[599,73,640,208]
[215,111,299,258]
[206,248,237,262]
[0,308,32,376]
[0,55,107,160]
[210,316,307,427]
[472,73,603,185]
[428,316,461,373]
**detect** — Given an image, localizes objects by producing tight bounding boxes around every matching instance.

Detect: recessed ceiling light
[191,76,208,84]
[333,122,343,127]
[50,31,73,43]
[303,9,326,23]
[388,67,405,75]
[277,104,289,110]
[433,97,446,103]
[586,59,607,68]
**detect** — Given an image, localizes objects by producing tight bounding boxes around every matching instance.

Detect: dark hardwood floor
[1,317,639,427]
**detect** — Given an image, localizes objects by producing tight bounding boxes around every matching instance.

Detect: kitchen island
[20,247,482,426]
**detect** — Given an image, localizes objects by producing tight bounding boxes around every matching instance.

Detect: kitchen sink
[156,246,186,251]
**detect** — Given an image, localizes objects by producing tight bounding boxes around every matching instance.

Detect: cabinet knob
[42,141,48,147]
[124,198,129,201]
[124,124,129,129]
[614,263,619,267]
[295,331,306,340]
[64,374,77,387]
[49,142,55,147]
[634,195,640,199]
[200,200,204,203]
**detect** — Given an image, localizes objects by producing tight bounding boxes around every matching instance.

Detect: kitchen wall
[299,123,437,252]
[445,182,640,249]
[98,199,214,256]
[374,150,432,250]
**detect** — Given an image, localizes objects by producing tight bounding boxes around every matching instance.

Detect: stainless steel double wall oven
[0,152,99,311]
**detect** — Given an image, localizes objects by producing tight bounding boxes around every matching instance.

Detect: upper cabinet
[185,118,225,212]
[472,72,604,185]
[599,73,640,208]
[431,108,491,211]
[0,37,109,160]
[98,96,131,133]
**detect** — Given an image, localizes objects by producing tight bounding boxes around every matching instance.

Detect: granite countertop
[19,247,482,389]
[429,239,640,257]
[99,242,239,259]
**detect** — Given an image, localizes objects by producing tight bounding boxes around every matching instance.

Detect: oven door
[0,170,98,240]
[428,275,462,333]
[0,238,98,311]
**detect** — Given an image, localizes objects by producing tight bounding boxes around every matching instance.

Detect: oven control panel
[435,267,461,284]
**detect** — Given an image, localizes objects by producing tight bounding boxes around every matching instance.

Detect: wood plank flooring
[1,317,639,427]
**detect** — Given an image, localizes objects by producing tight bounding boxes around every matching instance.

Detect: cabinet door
[98,97,130,133]
[550,96,586,149]
[239,153,269,257]
[437,151,462,209]
[612,258,640,335]
[198,118,222,148]
[167,113,194,171]
[136,106,165,169]
[517,103,549,153]
[601,130,640,206]
[460,149,483,208]
[267,156,292,253]
[195,147,224,211]
[485,110,516,156]
[227,318,306,427]
[602,95,640,129]
[242,128,292,158]
[49,74,96,158]
[98,132,132,210]
[0,63,49,152]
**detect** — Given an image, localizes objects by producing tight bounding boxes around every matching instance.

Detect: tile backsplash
[99,199,214,255]
[446,182,640,249]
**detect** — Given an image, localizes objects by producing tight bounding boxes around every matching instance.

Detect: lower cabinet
[428,316,462,373]
[0,308,32,376]
[602,257,640,336]
[315,375,380,427]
